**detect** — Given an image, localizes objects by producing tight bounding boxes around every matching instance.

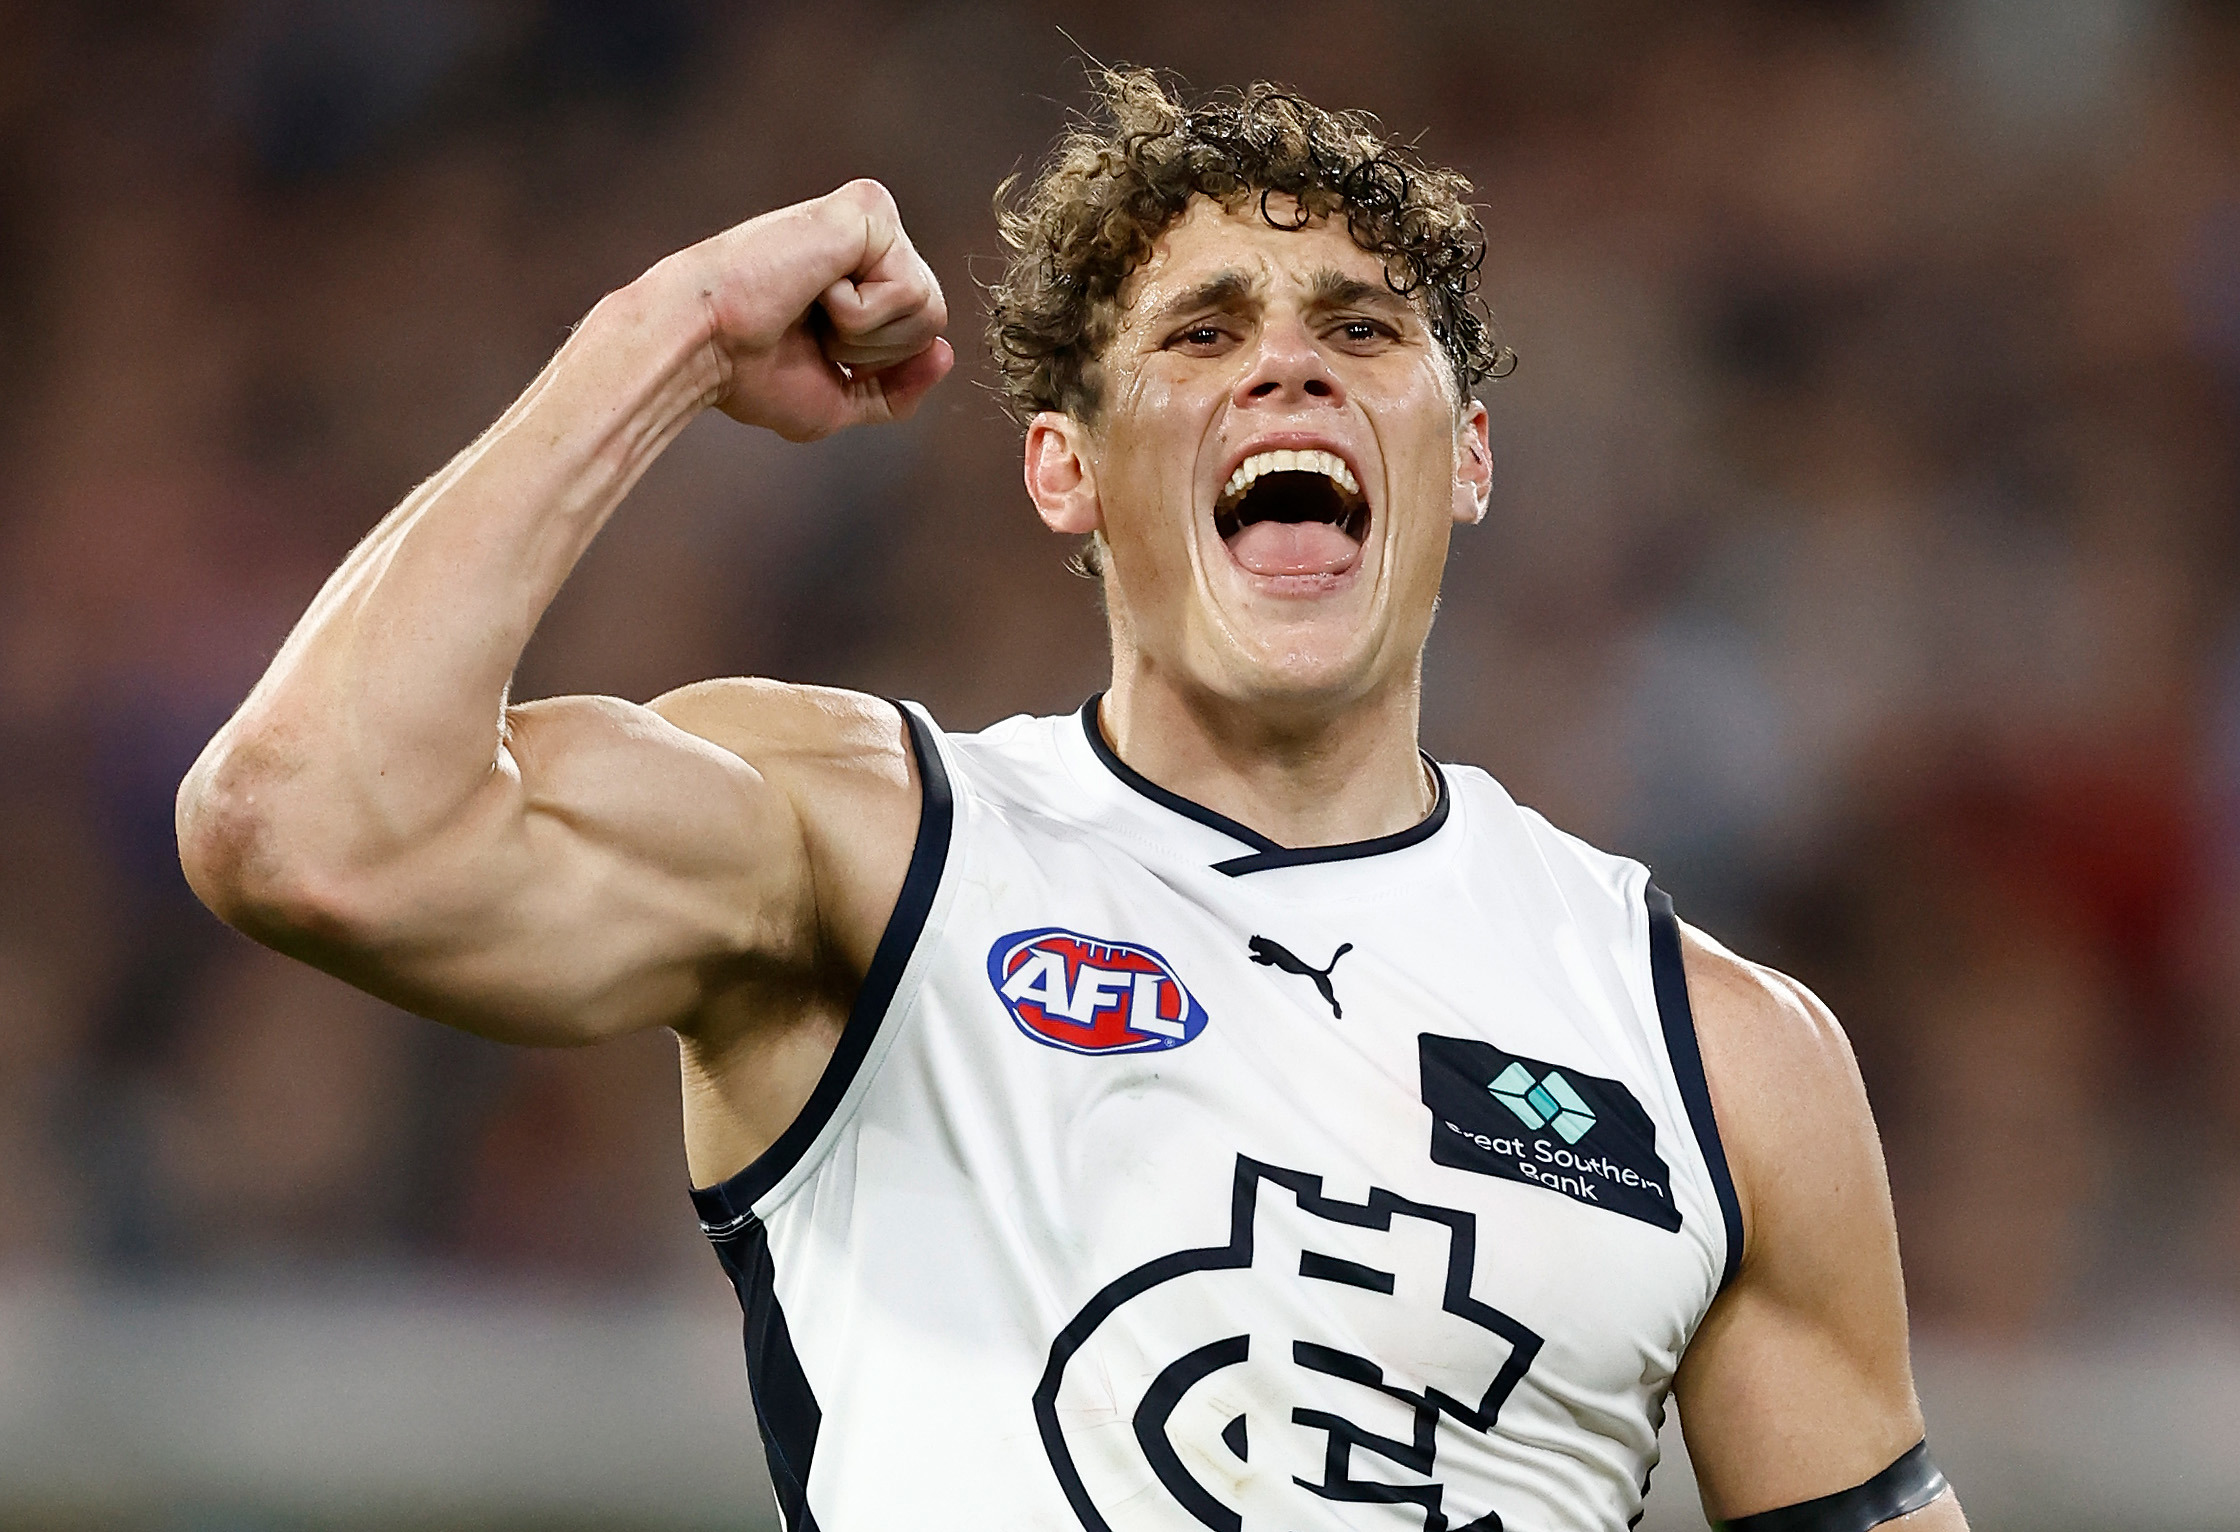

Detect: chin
[1201,620,1395,712]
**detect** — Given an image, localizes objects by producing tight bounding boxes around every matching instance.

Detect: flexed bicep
[176,182,944,1052]
[231,691,819,1047]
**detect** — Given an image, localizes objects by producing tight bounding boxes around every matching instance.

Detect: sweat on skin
[174,166,1963,1529]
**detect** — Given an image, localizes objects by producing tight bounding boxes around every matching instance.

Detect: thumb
[853,337,954,425]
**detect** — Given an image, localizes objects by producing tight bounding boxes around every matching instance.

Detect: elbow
[175,737,373,948]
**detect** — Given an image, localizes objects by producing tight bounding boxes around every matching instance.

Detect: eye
[1333,317,1395,345]
[1166,318,1235,352]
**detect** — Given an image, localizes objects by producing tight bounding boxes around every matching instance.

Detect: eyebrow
[1142,270,1261,331]
[1305,269,1414,320]
[1136,265,1419,335]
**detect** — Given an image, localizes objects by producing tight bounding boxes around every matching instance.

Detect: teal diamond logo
[1488,1063,1597,1144]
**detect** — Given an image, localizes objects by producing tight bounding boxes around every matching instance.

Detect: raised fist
[665,179,953,442]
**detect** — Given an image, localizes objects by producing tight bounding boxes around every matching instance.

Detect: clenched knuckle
[839,176,893,213]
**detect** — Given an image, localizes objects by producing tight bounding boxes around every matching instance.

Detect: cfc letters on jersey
[989,927,1210,1055]
[1038,1155,1544,1532]
[1418,1034,1681,1232]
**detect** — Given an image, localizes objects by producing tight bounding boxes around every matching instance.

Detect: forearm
[181,265,720,902]
[178,177,948,972]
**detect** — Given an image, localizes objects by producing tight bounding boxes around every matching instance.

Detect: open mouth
[1213,449,1370,579]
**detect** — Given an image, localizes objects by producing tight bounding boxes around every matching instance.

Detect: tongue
[1227,519,1359,577]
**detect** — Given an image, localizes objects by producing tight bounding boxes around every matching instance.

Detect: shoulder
[649,677,916,793]
[649,679,927,969]
[1440,769,1648,915]
[1676,919,1885,1280]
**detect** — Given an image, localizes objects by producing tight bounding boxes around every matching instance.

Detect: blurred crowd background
[1,0,2238,1508]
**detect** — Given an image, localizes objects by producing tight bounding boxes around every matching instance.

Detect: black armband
[1714,1439,1949,1531]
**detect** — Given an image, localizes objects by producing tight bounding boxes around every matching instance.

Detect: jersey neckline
[1076,694,1452,877]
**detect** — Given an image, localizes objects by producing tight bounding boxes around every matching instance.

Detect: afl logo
[988,928,1208,1055]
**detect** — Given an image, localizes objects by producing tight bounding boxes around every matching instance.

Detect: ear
[1452,398,1492,526]
[1024,412,1102,535]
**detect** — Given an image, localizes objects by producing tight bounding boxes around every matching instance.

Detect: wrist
[589,258,731,412]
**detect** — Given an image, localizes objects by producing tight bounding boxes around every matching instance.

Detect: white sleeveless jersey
[692,701,1743,1532]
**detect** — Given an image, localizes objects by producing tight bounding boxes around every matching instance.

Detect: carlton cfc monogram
[1038,1156,1543,1532]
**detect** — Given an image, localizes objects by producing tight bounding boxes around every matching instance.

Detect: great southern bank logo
[989,928,1208,1055]
[1487,1063,1596,1145]
[1420,1034,1680,1234]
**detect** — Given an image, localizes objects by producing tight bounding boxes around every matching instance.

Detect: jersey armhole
[1646,882,1747,1292]
[690,700,957,1232]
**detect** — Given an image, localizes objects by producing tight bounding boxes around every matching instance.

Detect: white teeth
[1220,449,1361,503]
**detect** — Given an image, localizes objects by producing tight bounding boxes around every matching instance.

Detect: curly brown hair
[986,67,1509,427]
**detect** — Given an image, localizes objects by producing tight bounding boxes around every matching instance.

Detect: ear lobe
[1025,413,1102,536]
[1453,400,1492,526]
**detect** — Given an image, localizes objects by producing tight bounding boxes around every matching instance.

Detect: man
[177,71,1964,1532]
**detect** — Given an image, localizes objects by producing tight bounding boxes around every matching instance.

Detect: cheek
[1394,429,1462,528]
[1102,371,1207,533]
[1114,361,1157,418]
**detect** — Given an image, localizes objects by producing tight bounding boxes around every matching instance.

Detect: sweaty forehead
[1115,197,1395,331]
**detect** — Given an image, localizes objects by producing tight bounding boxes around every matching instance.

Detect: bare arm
[1675,925,1968,1529]
[176,180,952,1048]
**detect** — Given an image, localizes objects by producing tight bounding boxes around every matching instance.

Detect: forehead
[1116,195,1397,327]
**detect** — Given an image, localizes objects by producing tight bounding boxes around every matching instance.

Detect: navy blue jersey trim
[1079,695,1281,853]
[705,1216,823,1532]
[1078,694,1451,876]
[1646,883,1746,1291]
[1715,1439,1948,1531]
[1211,766,1448,876]
[689,700,953,1222]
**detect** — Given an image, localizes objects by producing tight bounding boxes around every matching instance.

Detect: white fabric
[742,705,1731,1532]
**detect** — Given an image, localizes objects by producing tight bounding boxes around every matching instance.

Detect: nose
[1232,312,1344,409]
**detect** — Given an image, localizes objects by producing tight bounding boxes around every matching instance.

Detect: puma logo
[1248,936,1354,1019]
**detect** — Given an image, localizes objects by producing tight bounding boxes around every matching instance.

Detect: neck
[1097,664,1431,849]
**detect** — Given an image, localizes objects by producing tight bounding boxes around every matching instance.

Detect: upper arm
[1673,925,1964,1525]
[228,680,907,1048]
